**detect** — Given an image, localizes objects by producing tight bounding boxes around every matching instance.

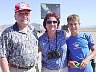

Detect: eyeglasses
[17,11,30,16]
[46,20,58,24]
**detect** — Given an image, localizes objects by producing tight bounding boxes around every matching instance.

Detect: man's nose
[23,15,27,18]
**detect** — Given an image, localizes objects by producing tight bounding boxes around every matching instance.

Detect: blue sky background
[0,0,96,28]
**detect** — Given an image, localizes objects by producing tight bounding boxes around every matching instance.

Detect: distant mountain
[0,23,45,34]
[0,25,11,32]
[31,23,45,32]
[80,24,96,29]
[61,25,96,32]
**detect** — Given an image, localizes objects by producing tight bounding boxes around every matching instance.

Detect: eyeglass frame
[46,20,58,24]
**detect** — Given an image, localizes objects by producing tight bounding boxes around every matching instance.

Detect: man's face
[68,20,80,34]
[15,10,31,25]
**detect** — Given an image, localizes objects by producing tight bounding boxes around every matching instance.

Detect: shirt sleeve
[85,33,95,49]
[0,34,7,58]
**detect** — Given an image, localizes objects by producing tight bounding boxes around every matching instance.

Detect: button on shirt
[38,30,67,70]
[0,23,38,67]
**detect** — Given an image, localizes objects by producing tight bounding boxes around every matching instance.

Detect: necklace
[47,31,58,51]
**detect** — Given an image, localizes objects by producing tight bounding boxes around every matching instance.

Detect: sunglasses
[46,20,58,24]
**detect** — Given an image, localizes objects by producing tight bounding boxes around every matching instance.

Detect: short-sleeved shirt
[0,23,38,67]
[38,30,67,70]
[66,32,95,72]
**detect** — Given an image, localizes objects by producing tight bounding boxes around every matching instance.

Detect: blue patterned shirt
[38,30,67,70]
[0,23,38,67]
[66,32,95,72]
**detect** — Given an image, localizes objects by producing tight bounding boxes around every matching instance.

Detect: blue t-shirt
[66,32,95,72]
[38,30,67,70]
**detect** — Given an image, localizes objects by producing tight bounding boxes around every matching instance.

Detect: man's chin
[21,21,29,24]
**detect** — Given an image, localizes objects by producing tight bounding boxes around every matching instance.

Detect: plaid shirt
[0,23,38,67]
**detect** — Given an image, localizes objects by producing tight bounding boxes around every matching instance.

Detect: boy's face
[68,20,80,34]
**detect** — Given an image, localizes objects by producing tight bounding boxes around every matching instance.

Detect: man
[0,2,39,72]
[66,14,96,72]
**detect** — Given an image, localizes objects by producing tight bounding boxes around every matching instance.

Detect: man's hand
[0,57,10,72]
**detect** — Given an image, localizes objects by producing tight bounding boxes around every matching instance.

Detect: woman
[38,12,68,72]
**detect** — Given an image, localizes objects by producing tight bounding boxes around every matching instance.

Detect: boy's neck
[71,32,79,36]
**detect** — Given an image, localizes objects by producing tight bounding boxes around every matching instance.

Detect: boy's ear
[67,23,68,25]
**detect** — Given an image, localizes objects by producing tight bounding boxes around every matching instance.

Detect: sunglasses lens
[53,21,58,23]
[47,21,52,24]
[46,21,58,24]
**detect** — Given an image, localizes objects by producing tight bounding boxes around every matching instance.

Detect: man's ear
[14,13,16,20]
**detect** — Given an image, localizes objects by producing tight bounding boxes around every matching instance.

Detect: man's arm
[0,57,10,72]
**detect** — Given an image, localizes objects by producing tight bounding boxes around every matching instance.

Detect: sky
[0,0,96,28]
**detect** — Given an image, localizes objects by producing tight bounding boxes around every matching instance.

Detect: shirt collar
[13,22,34,34]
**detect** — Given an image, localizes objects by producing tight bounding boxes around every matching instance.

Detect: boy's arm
[80,45,96,68]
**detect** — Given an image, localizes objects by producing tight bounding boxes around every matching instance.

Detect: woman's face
[45,17,58,32]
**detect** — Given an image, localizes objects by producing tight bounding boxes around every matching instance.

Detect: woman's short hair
[43,12,60,31]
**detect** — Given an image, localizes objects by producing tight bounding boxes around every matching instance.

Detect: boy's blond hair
[67,14,80,24]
